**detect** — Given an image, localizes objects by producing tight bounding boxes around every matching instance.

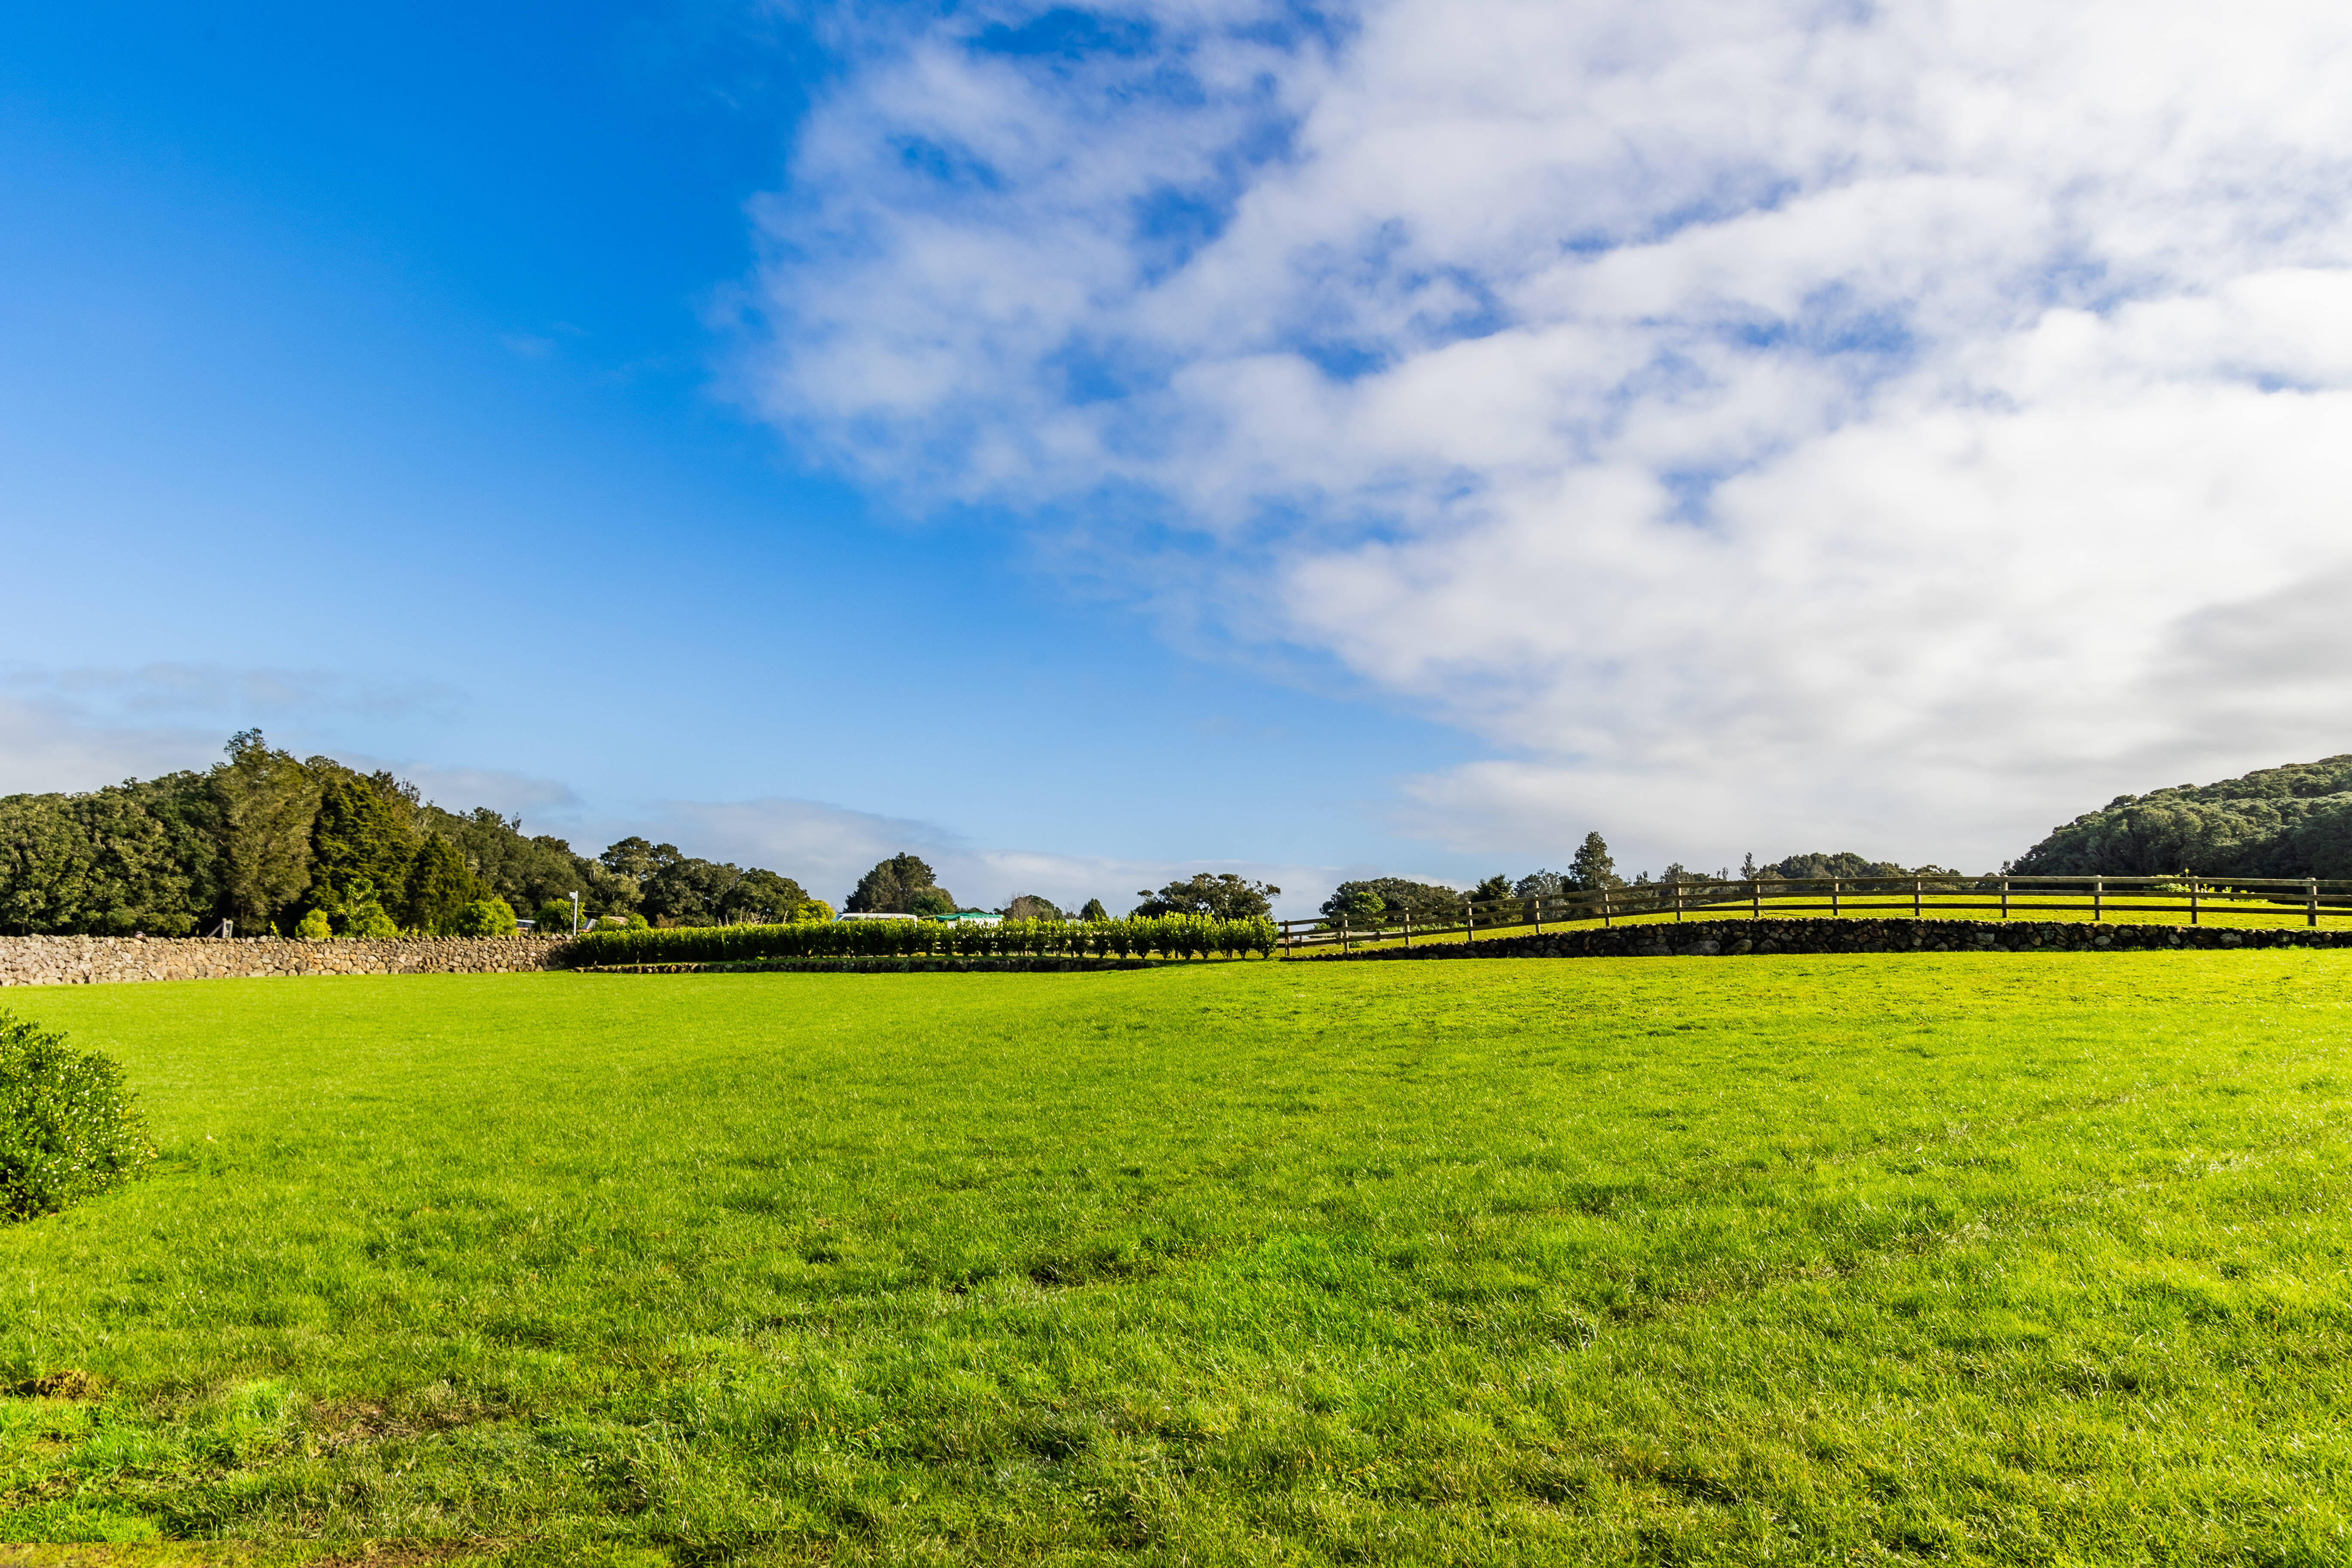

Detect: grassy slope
[0,959,2349,1565]
[1314,892,2352,955]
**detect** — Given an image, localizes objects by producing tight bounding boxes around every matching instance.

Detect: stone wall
[1301,917,2352,962]
[0,934,576,986]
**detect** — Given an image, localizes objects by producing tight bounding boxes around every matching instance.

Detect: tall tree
[719,868,809,925]
[403,836,492,934]
[847,853,954,914]
[213,731,321,930]
[1002,894,1064,921]
[1568,832,1621,891]
[1078,898,1109,922]
[598,837,682,884]
[305,763,419,914]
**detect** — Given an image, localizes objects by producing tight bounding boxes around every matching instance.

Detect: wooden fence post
[1831,879,1841,918]
[1601,887,1612,928]
[1465,898,1476,945]
[2093,876,2103,923]
[2000,877,2009,920]
[1403,911,1412,948]
[2189,875,2199,926]
[1913,876,1922,920]
[1752,879,1761,919]
[1532,894,1543,935]
[2309,878,2319,928]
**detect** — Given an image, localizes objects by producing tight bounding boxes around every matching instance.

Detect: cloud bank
[744,0,2352,868]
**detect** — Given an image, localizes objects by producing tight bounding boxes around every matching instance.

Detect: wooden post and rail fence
[1273,873,2350,955]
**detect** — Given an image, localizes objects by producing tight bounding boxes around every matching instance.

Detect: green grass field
[3,956,2351,1564]
[1313,892,2352,955]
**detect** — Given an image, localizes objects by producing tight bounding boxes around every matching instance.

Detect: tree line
[21,725,2113,943]
[842,855,1280,924]
[1316,833,1948,927]
[0,735,1291,940]
[0,733,824,938]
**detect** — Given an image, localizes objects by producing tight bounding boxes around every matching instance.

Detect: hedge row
[564,914,1278,967]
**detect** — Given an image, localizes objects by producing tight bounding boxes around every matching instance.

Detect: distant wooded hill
[0,731,809,937]
[2012,756,2352,877]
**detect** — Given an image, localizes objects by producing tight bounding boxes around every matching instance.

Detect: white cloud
[743,0,2352,869]
[0,697,219,797]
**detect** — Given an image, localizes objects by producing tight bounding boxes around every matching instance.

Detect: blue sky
[7,0,2351,910]
[0,2,1483,913]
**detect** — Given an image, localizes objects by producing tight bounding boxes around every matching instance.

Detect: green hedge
[564,914,1277,967]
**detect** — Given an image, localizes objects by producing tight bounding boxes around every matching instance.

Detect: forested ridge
[0,732,812,937]
[2012,754,2352,877]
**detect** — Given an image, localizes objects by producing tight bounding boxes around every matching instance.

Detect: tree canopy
[2010,755,2352,877]
[1002,894,1065,921]
[847,854,956,915]
[1568,832,1620,891]
[0,735,819,936]
[1316,878,1462,926]
[1132,873,1279,920]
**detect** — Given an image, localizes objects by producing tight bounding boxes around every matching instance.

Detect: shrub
[536,900,576,936]
[448,899,518,938]
[791,900,836,925]
[346,905,399,939]
[0,1013,156,1220]
[318,877,398,939]
[293,908,333,941]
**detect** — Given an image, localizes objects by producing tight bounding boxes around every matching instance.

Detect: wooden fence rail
[1273,873,2352,953]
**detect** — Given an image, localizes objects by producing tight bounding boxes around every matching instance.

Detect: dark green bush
[0,1013,156,1221]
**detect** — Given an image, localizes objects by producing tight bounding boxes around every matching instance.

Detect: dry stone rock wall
[0,934,576,986]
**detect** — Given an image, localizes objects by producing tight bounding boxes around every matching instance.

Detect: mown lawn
[1,955,2349,1564]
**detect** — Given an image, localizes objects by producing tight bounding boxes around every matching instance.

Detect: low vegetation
[567,912,1279,965]
[0,1011,153,1221]
[1,957,2349,1560]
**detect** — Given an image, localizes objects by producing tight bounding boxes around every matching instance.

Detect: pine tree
[404,836,490,934]
[1568,831,1620,891]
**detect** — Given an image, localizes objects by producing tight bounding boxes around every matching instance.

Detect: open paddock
[1,957,2348,1563]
